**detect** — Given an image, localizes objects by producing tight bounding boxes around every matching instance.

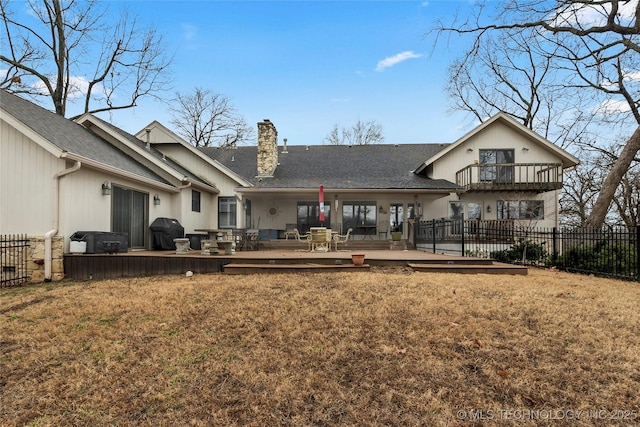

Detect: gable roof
[0,90,172,187]
[201,143,461,192]
[76,114,217,192]
[135,120,252,187]
[415,112,580,174]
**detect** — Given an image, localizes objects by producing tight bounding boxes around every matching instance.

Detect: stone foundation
[29,236,64,282]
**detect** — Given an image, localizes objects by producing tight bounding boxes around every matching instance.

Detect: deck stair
[224,262,371,274]
[222,252,527,275]
[407,261,528,275]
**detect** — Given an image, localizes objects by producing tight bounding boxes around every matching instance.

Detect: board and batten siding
[1,120,60,235]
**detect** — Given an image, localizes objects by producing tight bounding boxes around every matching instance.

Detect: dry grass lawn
[1,268,639,426]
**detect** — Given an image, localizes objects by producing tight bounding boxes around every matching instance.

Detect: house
[1,90,218,281]
[1,88,579,281]
[194,115,579,240]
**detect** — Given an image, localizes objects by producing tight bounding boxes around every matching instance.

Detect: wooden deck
[63,240,527,279]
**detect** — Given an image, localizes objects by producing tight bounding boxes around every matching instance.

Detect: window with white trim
[497,200,544,220]
[218,197,237,228]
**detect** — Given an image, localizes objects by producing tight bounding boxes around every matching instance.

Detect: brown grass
[1,268,639,426]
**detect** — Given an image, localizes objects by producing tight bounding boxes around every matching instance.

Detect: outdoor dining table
[194,229,231,240]
[309,227,336,252]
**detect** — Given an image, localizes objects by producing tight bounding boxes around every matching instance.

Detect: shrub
[491,239,548,264]
[558,240,637,276]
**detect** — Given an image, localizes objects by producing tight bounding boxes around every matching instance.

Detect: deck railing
[456,163,563,191]
[415,219,640,280]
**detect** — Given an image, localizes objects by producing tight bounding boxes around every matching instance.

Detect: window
[497,200,544,220]
[467,203,482,220]
[296,201,331,234]
[449,202,464,220]
[244,199,252,229]
[342,202,376,234]
[449,202,482,220]
[219,197,237,228]
[479,149,514,183]
[192,190,201,212]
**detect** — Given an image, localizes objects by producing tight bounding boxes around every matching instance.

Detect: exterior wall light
[154,194,161,206]
[101,181,111,196]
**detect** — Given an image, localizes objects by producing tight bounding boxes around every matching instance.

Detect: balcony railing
[456,163,563,192]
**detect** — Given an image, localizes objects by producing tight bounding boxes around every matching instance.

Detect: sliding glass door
[112,186,149,249]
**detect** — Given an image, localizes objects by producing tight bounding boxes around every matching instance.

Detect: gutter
[44,160,82,282]
[62,152,180,193]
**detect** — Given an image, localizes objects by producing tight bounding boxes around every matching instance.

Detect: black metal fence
[415,219,640,281]
[1,234,30,288]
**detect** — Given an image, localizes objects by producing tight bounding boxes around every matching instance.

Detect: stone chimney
[257,119,278,177]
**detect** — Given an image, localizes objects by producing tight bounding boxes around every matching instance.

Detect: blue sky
[96,1,474,145]
[4,0,473,145]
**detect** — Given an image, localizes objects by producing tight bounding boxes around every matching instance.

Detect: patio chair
[284,224,298,240]
[333,227,353,251]
[245,229,260,250]
[378,220,389,240]
[289,228,312,250]
[231,228,247,251]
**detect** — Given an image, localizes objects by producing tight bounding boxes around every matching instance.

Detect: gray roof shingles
[1,90,170,185]
[201,144,460,191]
[89,115,211,186]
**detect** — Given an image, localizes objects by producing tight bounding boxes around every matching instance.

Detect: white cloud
[552,0,639,28]
[182,23,198,41]
[375,51,423,72]
[594,99,631,116]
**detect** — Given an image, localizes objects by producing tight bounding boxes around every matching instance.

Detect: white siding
[423,191,559,228]
[1,120,60,235]
[432,121,561,182]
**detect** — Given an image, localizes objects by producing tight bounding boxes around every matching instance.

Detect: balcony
[456,163,563,192]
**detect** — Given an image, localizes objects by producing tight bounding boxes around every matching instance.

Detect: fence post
[432,220,436,253]
[552,227,558,266]
[461,214,465,257]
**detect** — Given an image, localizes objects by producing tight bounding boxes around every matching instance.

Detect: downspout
[44,160,82,281]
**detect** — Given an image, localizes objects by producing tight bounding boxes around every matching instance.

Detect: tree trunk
[585,125,640,229]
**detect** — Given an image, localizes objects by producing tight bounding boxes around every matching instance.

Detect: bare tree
[169,87,254,148]
[613,165,640,228]
[560,154,604,227]
[324,120,384,145]
[0,0,172,117]
[432,0,640,228]
[444,30,597,149]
